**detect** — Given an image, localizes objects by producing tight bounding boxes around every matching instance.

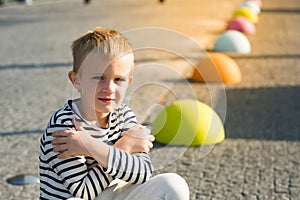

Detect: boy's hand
[52,119,91,159]
[114,125,155,153]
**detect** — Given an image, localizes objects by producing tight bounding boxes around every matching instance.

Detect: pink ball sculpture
[226,17,256,35]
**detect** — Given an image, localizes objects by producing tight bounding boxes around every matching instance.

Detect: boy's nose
[102,80,115,93]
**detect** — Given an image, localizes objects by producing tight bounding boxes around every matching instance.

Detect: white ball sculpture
[213,30,251,53]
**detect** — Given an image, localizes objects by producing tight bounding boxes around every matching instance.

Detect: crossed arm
[51,118,155,168]
[40,119,155,199]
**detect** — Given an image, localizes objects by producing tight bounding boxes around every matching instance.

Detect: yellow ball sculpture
[151,100,225,146]
[233,7,259,24]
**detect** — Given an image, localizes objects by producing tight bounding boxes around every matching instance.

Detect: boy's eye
[92,76,104,80]
[115,78,125,82]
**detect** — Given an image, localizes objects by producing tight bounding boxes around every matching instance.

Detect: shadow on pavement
[231,54,300,60]
[225,85,300,141]
[0,62,72,70]
[261,8,300,14]
[0,129,42,137]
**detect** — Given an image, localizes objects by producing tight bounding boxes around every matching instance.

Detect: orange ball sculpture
[191,53,242,84]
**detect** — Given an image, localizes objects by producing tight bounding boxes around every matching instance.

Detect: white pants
[97,173,190,200]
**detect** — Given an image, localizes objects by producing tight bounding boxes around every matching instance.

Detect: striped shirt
[39,100,153,200]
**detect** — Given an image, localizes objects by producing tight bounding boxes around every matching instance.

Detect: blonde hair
[71,27,133,73]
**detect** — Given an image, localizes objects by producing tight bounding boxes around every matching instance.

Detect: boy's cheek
[74,82,82,91]
[117,84,129,93]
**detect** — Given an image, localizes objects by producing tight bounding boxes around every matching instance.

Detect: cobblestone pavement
[0,0,299,199]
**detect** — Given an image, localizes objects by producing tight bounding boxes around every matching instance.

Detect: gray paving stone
[1,0,299,199]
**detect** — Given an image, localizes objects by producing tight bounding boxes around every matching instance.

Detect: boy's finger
[57,151,69,159]
[53,144,68,152]
[52,130,72,137]
[72,118,84,131]
[148,135,155,142]
[148,142,153,149]
[52,137,67,145]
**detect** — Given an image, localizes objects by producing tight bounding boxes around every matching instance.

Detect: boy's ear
[68,71,81,90]
[128,75,133,84]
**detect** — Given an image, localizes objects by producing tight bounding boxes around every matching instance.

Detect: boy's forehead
[79,51,134,75]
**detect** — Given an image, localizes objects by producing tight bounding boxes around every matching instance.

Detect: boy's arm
[105,104,154,184]
[53,126,154,185]
[52,128,110,167]
[53,120,154,162]
[114,125,155,154]
[106,146,154,184]
[40,107,114,200]
[50,104,154,188]
[71,133,154,185]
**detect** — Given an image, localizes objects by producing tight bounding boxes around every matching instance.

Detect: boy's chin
[96,103,117,113]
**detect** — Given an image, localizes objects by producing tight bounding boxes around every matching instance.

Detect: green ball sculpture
[151,100,225,146]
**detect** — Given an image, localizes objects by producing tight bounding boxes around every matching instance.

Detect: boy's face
[73,51,134,117]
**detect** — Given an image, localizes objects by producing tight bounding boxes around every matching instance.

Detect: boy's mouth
[98,98,115,103]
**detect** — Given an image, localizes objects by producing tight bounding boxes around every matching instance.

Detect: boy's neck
[75,101,109,128]
[96,113,109,128]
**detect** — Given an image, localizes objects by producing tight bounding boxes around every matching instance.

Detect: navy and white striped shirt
[39,100,153,200]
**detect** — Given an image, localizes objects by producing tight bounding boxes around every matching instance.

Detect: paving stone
[0,0,299,199]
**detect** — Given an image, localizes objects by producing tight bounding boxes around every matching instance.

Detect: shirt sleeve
[40,109,113,200]
[105,104,154,184]
[105,146,153,184]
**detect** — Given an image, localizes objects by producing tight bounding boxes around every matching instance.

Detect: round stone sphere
[226,16,256,35]
[192,53,242,84]
[233,7,259,24]
[213,30,251,53]
[239,1,261,14]
[151,100,225,146]
[245,0,263,8]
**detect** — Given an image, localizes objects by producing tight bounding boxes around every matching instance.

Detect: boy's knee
[160,173,187,185]
[155,173,189,199]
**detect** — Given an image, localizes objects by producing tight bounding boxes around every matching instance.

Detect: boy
[39,27,189,200]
